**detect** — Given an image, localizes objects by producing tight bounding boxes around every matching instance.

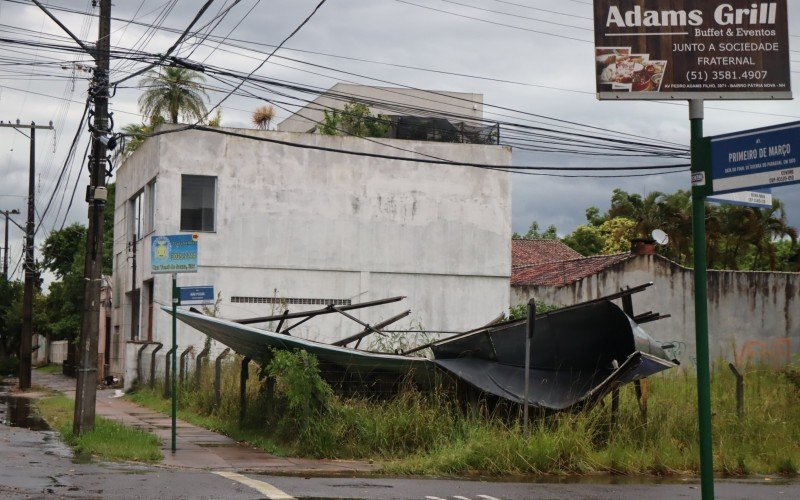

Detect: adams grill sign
[593,1,792,100]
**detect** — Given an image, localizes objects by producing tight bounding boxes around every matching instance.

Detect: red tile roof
[511,239,582,268]
[511,253,635,286]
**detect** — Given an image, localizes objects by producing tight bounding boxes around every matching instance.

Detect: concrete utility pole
[0,122,54,390]
[1,208,20,279]
[74,0,112,436]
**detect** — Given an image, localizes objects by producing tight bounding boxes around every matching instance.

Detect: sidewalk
[32,370,376,475]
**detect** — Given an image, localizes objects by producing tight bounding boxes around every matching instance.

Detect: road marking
[453,496,472,500]
[212,471,295,499]
[425,497,447,500]
[477,495,502,500]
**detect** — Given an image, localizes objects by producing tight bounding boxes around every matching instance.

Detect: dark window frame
[180,175,216,232]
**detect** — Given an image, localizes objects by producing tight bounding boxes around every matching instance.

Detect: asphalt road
[2,386,799,499]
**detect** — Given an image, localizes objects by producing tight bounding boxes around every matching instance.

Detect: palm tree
[138,67,208,124]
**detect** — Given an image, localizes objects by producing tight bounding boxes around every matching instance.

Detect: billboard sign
[151,234,199,274]
[709,121,800,194]
[594,1,792,100]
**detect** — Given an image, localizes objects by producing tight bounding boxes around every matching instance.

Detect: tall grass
[126,352,800,477]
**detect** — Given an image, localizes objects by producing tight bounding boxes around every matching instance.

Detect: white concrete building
[111,100,512,385]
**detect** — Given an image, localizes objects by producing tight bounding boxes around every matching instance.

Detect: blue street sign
[178,286,214,305]
[151,234,198,274]
[710,121,800,195]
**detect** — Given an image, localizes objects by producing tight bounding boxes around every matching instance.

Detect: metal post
[1,209,20,279]
[522,299,535,436]
[171,273,178,452]
[74,0,111,436]
[690,99,715,499]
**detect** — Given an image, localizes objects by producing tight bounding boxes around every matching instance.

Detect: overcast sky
[0,0,798,284]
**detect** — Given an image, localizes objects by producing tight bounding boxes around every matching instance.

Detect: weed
[125,354,800,477]
[36,395,162,463]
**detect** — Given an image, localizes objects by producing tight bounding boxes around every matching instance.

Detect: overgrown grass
[34,363,64,374]
[126,352,800,477]
[36,394,163,463]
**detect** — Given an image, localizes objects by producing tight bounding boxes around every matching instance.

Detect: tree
[317,101,389,138]
[119,117,164,158]
[599,217,637,254]
[563,224,605,256]
[138,67,209,124]
[41,223,86,279]
[523,221,558,240]
[0,276,23,357]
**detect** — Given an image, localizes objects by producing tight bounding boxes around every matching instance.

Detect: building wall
[511,255,800,367]
[113,126,512,385]
[277,84,484,133]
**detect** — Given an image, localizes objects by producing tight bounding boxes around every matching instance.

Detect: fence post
[214,348,231,408]
[610,359,620,430]
[240,357,251,425]
[728,362,744,418]
[135,343,149,386]
[195,345,210,388]
[149,343,163,389]
[179,346,193,385]
[164,346,177,398]
[635,378,649,423]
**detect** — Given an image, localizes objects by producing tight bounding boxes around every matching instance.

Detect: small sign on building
[178,286,215,305]
[151,234,199,274]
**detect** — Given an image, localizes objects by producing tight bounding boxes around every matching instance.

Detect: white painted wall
[113,126,512,386]
[511,254,800,368]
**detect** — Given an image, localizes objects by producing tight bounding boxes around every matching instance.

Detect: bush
[265,348,332,440]
[0,355,19,376]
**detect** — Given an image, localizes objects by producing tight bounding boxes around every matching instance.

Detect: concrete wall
[32,334,48,366]
[277,84,484,133]
[511,254,800,367]
[50,340,68,365]
[114,126,512,385]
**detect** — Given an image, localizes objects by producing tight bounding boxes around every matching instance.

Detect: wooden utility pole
[1,208,20,279]
[0,122,53,390]
[74,0,112,435]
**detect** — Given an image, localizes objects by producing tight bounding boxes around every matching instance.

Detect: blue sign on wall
[151,234,198,274]
[711,121,800,195]
[178,286,214,305]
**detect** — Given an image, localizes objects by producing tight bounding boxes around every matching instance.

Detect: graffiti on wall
[736,338,794,367]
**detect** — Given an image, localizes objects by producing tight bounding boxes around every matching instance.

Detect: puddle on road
[0,393,51,431]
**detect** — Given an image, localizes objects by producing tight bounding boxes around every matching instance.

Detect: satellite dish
[652,229,669,245]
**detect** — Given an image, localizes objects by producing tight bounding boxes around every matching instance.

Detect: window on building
[144,179,156,234]
[130,191,143,241]
[180,175,216,232]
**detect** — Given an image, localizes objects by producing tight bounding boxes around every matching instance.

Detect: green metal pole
[171,273,178,453]
[689,99,714,499]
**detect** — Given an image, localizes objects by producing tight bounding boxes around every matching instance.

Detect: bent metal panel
[593,1,792,100]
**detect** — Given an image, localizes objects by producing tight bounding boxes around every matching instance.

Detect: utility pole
[0,122,54,390]
[1,208,20,279]
[74,0,112,435]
